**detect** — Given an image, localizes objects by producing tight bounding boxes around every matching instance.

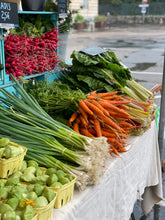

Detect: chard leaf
[77,75,111,91]
[71,51,99,66]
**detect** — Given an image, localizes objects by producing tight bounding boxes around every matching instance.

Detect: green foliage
[10,14,54,37]
[74,14,85,23]
[94,15,107,22]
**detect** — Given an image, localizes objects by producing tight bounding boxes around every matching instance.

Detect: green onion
[0,74,109,189]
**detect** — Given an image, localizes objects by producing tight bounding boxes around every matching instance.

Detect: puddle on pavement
[130,62,156,71]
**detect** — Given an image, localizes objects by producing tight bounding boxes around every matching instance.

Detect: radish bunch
[4,29,59,79]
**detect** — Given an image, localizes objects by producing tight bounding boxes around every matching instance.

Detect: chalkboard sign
[0,1,19,28]
[81,47,107,56]
[58,0,67,18]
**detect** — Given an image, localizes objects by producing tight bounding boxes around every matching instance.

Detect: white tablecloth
[51,121,163,220]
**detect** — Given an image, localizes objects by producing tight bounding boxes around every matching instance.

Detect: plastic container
[1,0,21,7]
[34,196,56,220]
[21,0,45,11]
[0,142,27,178]
[51,177,76,209]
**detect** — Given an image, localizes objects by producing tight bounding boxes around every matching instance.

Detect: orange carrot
[79,114,88,126]
[113,139,126,148]
[99,100,132,119]
[90,91,97,96]
[117,105,130,111]
[80,128,95,138]
[101,130,117,137]
[78,106,88,123]
[97,91,118,97]
[97,114,125,132]
[94,118,102,137]
[102,95,122,100]
[87,127,97,136]
[73,121,80,134]
[83,100,104,116]
[91,99,110,116]
[86,95,96,100]
[68,112,78,127]
[79,100,93,115]
[111,146,120,156]
[118,148,127,153]
[119,121,134,128]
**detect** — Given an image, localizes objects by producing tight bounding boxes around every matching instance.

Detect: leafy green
[24,79,86,122]
[10,14,54,37]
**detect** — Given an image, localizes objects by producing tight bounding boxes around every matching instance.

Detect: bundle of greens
[24,79,86,123]
[60,50,154,102]
[0,75,109,190]
[10,14,54,37]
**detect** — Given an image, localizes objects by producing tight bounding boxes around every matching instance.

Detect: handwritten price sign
[58,0,67,18]
[0,1,19,28]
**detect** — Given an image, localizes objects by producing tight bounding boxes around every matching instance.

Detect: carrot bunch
[68,91,135,156]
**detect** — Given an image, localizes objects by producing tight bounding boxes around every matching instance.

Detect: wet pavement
[64,24,165,220]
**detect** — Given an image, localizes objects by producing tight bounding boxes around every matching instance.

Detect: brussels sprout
[46,174,58,186]
[32,175,49,185]
[18,198,29,209]
[22,205,35,220]
[20,173,35,183]
[15,210,22,218]
[9,185,28,199]
[34,184,43,196]
[20,161,27,172]
[26,184,34,192]
[6,197,19,210]
[2,210,16,220]
[65,174,74,181]
[0,179,7,188]
[5,177,19,186]
[59,177,70,185]
[55,170,65,178]
[35,167,42,177]
[26,192,37,201]
[34,196,48,208]
[16,215,21,220]
[0,188,8,200]
[4,186,13,193]
[45,167,57,176]
[0,148,5,158]
[0,204,13,215]
[50,182,62,188]
[9,171,22,179]
[42,187,55,203]
[23,167,36,175]
[3,146,24,159]
[0,138,10,147]
[27,160,38,169]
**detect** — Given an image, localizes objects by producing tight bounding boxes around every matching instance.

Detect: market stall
[51,121,162,220]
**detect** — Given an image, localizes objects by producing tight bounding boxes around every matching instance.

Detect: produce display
[0,13,159,206]
[0,75,109,189]
[4,14,59,79]
[59,50,156,134]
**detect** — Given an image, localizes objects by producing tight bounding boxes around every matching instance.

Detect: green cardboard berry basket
[50,177,76,209]
[34,196,56,220]
[0,142,27,178]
